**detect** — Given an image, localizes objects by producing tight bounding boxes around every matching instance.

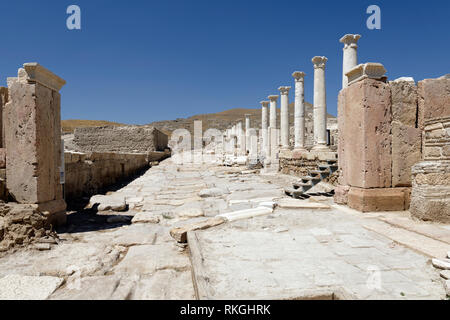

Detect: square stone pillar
[336,63,410,212]
[0,87,7,148]
[4,63,67,226]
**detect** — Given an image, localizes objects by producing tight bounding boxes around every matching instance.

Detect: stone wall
[72,126,168,154]
[64,151,149,201]
[410,75,450,222]
[279,149,338,185]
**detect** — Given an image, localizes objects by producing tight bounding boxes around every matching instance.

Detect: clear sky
[0,0,449,124]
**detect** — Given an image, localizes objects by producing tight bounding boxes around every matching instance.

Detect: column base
[312,144,330,152]
[347,187,410,212]
[292,148,307,159]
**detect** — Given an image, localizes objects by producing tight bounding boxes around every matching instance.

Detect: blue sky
[0,0,449,124]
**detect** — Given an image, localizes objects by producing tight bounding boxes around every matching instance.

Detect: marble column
[237,121,245,155]
[278,86,291,149]
[245,114,251,153]
[340,34,361,89]
[260,101,269,156]
[292,71,306,151]
[268,95,278,129]
[312,56,329,151]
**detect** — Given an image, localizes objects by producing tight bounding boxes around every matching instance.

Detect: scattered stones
[0,275,63,300]
[440,270,450,280]
[89,195,127,212]
[199,187,229,198]
[170,217,226,243]
[217,207,273,222]
[445,280,450,296]
[131,212,160,224]
[33,243,51,251]
[174,202,204,218]
[277,199,330,209]
[431,258,450,270]
[258,201,277,209]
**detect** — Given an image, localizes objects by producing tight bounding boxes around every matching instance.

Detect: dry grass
[62,119,126,133]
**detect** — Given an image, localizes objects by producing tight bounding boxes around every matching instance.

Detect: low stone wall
[279,149,338,185]
[64,151,149,201]
[72,126,168,153]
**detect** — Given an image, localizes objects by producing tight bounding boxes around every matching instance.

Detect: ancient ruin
[0,30,449,301]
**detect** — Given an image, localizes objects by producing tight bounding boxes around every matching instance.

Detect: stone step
[318,164,338,172]
[292,182,312,188]
[284,188,309,199]
[301,176,321,183]
[309,170,330,176]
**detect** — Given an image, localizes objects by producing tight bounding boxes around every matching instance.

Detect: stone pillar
[336,63,412,212]
[278,86,291,150]
[245,114,251,153]
[340,34,361,89]
[268,95,278,129]
[4,63,67,226]
[312,56,329,151]
[260,101,269,157]
[292,72,306,151]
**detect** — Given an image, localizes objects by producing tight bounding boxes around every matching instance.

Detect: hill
[61,119,126,133]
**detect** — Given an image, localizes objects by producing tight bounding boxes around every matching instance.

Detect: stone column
[5,63,67,226]
[340,34,361,89]
[245,114,251,153]
[268,95,278,129]
[260,101,269,156]
[292,71,306,151]
[237,121,245,155]
[278,86,291,149]
[312,56,329,151]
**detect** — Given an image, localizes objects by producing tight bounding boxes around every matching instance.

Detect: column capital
[346,63,387,86]
[278,86,291,95]
[18,62,66,92]
[312,56,328,69]
[244,114,251,118]
[292,71,306,81]
[268,95,279,102]
[260,101,269,107]
[339,34,361,49]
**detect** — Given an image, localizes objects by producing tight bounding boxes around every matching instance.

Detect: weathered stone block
[418,76,450,130]
[348,187,408,212]
[390,80,418,127]
[391,122,422,187]
[343,78,392,188]
[410,160,450,223]
[334,185,350,205]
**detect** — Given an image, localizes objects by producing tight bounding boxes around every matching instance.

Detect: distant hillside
[62,119,126,133]
[62,102,336,137]
[145,102,336,136]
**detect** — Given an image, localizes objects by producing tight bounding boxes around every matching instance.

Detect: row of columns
[224,34,361,162]
[258,34,361,157]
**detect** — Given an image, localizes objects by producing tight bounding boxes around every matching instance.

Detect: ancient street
[0,158,448,300]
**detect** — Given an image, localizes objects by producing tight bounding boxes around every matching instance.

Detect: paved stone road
[0,158,448,300]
